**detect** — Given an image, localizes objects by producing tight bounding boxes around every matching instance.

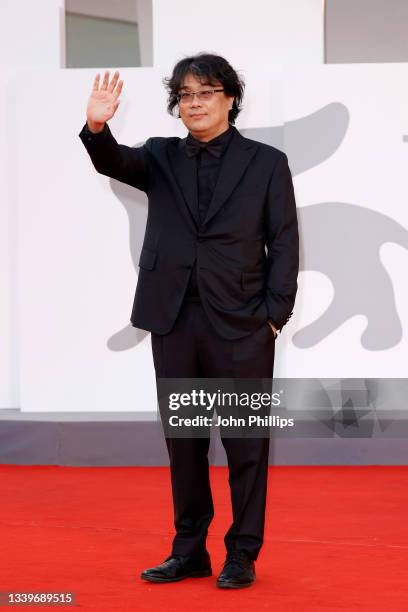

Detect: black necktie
[185,138,223,158]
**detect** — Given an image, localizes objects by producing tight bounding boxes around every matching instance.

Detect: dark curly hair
[162,52,245,124]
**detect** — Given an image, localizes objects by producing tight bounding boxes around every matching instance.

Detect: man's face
[177,73,234,140]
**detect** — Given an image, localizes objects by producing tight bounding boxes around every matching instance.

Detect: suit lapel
[167,126,258,229]
[203,127,258,226]
[168,139,200,228]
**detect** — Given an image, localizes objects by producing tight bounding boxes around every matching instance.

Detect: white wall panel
[280,64,408,377]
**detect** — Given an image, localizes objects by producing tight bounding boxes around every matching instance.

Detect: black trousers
[150,295,275,561]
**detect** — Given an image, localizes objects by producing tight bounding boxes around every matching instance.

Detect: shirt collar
[186,124,234,156]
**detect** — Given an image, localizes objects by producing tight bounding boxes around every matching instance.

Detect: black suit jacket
[78,123,299,340]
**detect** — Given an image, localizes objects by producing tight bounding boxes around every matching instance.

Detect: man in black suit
[79,52,299,589]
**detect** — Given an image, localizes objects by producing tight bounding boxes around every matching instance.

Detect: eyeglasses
[176,88,225,104]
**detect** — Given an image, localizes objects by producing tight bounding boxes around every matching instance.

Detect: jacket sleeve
[78,122,152,193]
[264,152,299,332]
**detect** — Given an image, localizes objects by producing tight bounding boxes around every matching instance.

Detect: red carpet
[1,465,407,611]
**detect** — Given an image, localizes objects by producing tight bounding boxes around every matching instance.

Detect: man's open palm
[86,70,123,128]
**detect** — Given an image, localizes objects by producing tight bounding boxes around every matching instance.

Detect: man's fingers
[108,71,120,93]
[113,80,124,100]
[92,73,100,91]
[101,70,110,90]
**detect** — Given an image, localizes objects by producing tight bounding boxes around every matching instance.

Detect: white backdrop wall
[282,64,408,377]
[2,0,326,410]
[15,63,408,411]
[0,0,64,408]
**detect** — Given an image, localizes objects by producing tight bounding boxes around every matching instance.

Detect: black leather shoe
[141,551,212,583]
[216,549,255,589]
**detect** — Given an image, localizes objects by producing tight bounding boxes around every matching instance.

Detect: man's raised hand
[86,70,124,133]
